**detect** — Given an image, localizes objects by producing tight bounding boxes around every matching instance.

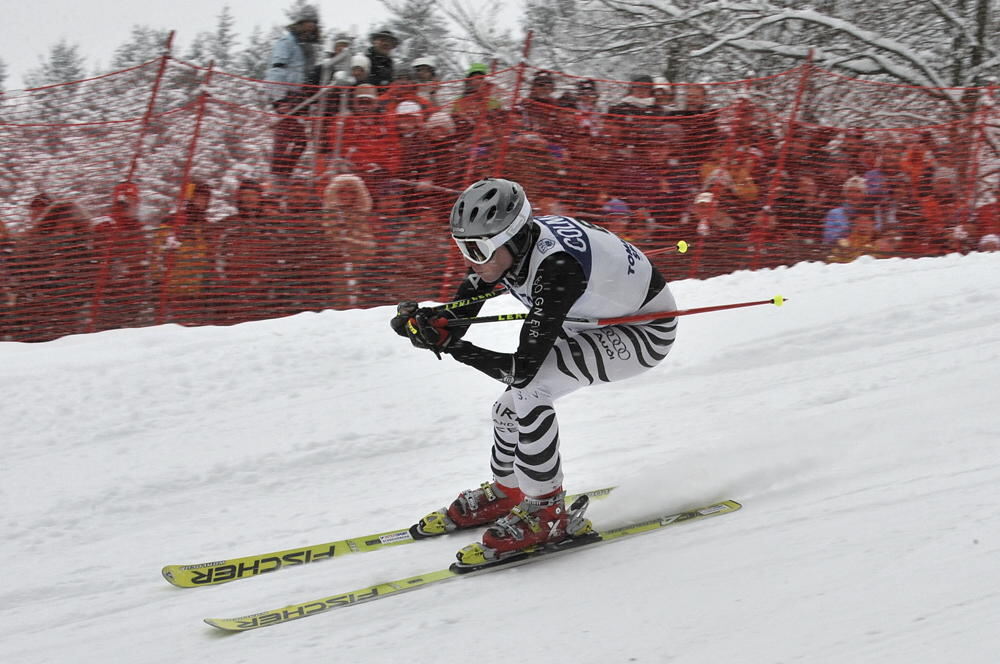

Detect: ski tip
[161,566,183,587]
[204,618,237,632]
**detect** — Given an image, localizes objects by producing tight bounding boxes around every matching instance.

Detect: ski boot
[455,489,596,568]
[410,481,524,539]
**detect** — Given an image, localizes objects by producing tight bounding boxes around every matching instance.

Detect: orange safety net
[1,57,998,342]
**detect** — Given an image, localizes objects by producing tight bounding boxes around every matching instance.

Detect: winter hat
[293,5,319,23]
[467,62,488,77]
[396,101,422,115]
[332,33,353,46]
[354,84,378,100]
[350,55,370,72]
[411,56,437,71]
[370,29,400,47]
[425,111,455,135]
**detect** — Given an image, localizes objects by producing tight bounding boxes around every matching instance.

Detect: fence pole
[491,30,534,177]
[87,36,173,333]
[156,62,215,325]
[750,50,814,269]
[126,31,174,183]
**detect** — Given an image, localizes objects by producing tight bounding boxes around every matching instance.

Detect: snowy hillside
[3,252,999,663]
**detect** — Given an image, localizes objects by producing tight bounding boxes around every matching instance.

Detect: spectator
[767,173,831,262]
[265,5,322,101]
[340,54,370,85]
[675,84,721,171]
[691,190,739,239]
[608,75,662,117]
[271,91,310,188]
[917,167,963,254]
[155,181,215,325]
[319,32,354,85]
[395,100,426,156]
[699,145,761,221]
[93,182,152,330]
[822,176,867,246]
[281,178,335,312]
[323,173,378,306]
[451,63,502,138]
[382,70,429,116]
[571,78,603,138]
[402,110,462,218]
[519,70,560,134]
[366,28,399,89]
[216,179,292,321]
[689,190,749,275]
[826,209,896,263]
[14,194,96,340]
[340,84,401,202]
[601,196,634,233]
[411,56,440,107]
[651,78,677,112]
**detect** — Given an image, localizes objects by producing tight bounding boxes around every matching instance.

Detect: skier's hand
[410,308,455,350]
[390,301,419,338]
[391,302,456,358]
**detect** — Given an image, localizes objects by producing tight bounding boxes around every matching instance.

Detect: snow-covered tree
[184,31,215,68]
[0,58,8,91]
[495,0,997,90]
[211,5,238,72]
[378,0,462,78]
[111,26,172,70]
[433,0,522,75]
[24,40,88,88]
[235,26,282,80]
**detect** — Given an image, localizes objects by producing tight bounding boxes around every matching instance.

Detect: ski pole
[647,240,690,256]
[431,287,508,312]
[446,295,786,328]
[431,240,690,313]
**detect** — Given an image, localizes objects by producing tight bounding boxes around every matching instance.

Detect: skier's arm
[446,254,587,388]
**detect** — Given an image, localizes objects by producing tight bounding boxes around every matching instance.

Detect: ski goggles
[452,199,532,264]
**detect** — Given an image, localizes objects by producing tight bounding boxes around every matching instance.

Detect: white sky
[2,0,441,88]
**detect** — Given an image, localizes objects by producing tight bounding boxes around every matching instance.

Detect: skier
[391,178,678,565]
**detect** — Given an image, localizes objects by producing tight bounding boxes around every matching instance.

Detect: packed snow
[2,251,999,663]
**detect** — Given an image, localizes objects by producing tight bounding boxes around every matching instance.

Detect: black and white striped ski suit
[446,215,678,497]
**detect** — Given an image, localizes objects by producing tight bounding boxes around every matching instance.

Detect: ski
[204,499,741,632]
[161,487,615,588]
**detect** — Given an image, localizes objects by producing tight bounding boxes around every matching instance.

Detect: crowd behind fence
[1,50,998,342]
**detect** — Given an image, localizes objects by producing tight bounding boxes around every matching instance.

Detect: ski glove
[390,303,456,359]
[390,301,419,338]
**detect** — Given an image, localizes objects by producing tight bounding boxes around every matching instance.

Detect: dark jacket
[365,47,394,88]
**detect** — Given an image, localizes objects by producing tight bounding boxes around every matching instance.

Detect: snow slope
[2,252,999,663]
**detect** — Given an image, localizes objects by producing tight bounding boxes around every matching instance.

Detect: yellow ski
[204,499,741,632]
[162,487,615,588]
